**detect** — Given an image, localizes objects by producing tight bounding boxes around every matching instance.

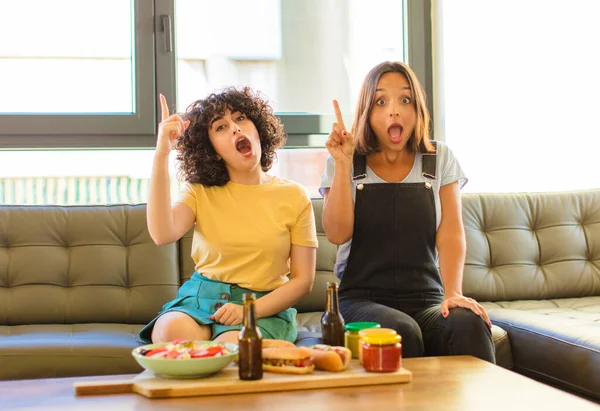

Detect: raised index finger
[159,94,169,121]
[333,99,346,131]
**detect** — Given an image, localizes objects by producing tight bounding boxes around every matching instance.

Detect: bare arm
[321,176,354,244]
[147,152,195,245]
[255,244,317,319]
[437,182,491,326]
[147,94,195,245]
[321,100,356,244]
[436,182,466,297]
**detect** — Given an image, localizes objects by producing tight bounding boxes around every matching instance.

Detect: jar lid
[361,333,402,345]
[358,328,401,344]
[358,327,397,337]
[344,322,381,333]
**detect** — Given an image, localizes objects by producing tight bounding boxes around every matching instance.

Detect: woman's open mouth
[235,136,253,157]
[387,123,404,144]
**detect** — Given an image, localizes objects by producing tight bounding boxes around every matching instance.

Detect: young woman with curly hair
[139,87,318,345]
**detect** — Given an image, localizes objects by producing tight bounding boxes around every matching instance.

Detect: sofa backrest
[3,189,597,326]
[303,191,600,306]
[462,190,600,302]
[0,205,179,325]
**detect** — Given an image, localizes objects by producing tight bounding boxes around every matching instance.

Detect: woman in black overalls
[321,61,495,362]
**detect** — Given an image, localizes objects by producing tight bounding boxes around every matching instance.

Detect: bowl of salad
[132,339,239,378]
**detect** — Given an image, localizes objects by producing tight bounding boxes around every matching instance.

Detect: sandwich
[304,344,352,372]
[262,339,296,349]
[262,347,315,374]
[234,339,295,364]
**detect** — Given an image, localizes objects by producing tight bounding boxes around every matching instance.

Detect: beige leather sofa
[1,190,598,401]
[461,190,600,401]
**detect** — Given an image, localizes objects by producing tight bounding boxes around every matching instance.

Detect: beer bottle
[238,293,263,380]
[321,282,345,346]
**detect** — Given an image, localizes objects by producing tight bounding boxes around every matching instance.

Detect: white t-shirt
[319,140,467,277]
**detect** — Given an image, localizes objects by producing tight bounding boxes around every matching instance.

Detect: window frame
[0,0,433,150]
[406,0,435,139]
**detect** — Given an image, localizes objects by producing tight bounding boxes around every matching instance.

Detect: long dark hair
[352,61,434,155]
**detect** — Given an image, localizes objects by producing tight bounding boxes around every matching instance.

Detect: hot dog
[261,347,315,374]
[304,344,352,372]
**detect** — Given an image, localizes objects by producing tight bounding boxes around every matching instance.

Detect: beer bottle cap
[242,293,256,301]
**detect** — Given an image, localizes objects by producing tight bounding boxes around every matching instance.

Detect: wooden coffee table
[1,356,598,410]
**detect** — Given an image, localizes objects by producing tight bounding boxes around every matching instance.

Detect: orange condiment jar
[358,328,402,372]
[357,328,397,364]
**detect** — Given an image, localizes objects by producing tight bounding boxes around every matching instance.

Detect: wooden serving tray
[74,360,412,399]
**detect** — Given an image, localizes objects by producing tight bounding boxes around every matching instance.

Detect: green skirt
[138,273,297,344]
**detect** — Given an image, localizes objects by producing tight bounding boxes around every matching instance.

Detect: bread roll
[262,339,296,349]
[262,347,315,374]
[304,344,352,372]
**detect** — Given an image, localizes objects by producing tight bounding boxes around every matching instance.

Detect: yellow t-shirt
[177,177,319,291]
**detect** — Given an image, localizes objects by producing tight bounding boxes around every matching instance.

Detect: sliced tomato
[190,345,227,358]
[190,349,211,358]
[144,347,167,357]
[207,346,226,355]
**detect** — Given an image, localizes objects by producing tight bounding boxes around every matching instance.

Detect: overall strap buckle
[421,141,438,189]
[352,154,367,190]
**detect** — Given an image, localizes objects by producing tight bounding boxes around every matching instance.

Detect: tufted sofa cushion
[0,205,179,326]
[462,190,600,400]
[0,205,180,379]
[462,191,600,301]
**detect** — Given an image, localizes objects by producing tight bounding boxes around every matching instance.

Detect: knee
[152,312,207,343]
[446,308,490,339]
[445,308,495,363]
[213,330,240,344]
[378,316,424,358]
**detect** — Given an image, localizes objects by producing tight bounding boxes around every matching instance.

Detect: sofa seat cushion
[483,297,600,401]
[0,324,144,380]
[297,312,322,334]
[296,312,323,347]
[490,324,513,370]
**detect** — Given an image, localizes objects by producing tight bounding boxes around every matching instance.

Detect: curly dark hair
[175,87,287,186]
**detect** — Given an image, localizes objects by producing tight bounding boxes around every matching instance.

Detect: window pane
[0,0,134,114]
[271,149,329,198]
[0,150,182,205]
[442,0,600,193]
[175,0,405,115]
[0,148,329,205]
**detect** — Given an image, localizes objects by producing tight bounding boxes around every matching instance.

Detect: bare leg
[151,311,211,343]
[213,330,240,344]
